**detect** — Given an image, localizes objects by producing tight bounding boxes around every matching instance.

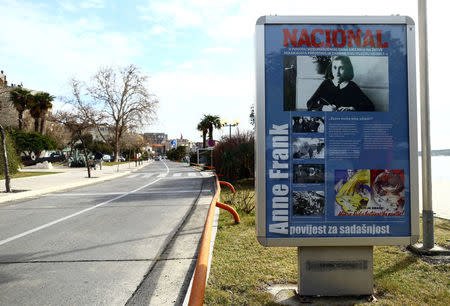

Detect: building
[164,138,197,153]
[0,70,53,132]
[143,133,167,144]
[0,70,7,87]
[0,70,26,129]
[149,143,166,156]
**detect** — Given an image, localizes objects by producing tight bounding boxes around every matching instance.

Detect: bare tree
[70,65,158,162]
[50,111,95,178]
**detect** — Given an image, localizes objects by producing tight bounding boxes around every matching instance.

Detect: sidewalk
[0,161,151,204]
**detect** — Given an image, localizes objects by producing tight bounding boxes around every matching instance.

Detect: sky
[0,0,448,148]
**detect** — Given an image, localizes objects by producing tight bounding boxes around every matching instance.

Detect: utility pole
[418,0,434,249]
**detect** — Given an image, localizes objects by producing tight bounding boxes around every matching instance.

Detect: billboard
[255,16,419,246]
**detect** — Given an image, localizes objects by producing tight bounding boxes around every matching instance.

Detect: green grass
[1,172,61,180]
[103,161,129,166]
[205,187,450,305]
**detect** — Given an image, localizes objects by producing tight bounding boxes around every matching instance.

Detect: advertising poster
[257,18,418,244]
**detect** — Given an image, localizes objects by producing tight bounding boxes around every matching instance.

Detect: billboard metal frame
[255,16,419,247]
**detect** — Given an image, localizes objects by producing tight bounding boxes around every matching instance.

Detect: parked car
[50,152,64,159]
[113,156,126,162]
[154,156,160,161]
[102,154,112,162]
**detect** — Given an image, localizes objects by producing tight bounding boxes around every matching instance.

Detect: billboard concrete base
[298,246,373,296]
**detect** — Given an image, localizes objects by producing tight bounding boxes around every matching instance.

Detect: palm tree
[197,114,222,147]
[204,114,221,140]
[29,92,54,133]
[197,120,209,148]
[9,87,33,130]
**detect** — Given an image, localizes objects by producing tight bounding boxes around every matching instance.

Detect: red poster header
[283,29,389,48]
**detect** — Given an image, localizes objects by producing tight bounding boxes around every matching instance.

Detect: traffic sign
[208,139,215,147]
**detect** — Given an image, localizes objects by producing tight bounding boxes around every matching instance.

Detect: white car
[102,154,112,162]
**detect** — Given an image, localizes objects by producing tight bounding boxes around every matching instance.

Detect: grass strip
[1,172,61,180]
[205,187,450,305]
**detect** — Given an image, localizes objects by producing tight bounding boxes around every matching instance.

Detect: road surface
[0,160,214,305]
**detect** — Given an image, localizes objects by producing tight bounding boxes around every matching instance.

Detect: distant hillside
[418,149,450,156]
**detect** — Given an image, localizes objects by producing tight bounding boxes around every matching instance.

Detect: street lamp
[221,119,239,138]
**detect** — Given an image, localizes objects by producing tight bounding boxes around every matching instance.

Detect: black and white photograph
[293,164,325,184]
[292,116,324,133]
[293,137,325,159]
[293,191,325,216]
[284,55,389,112]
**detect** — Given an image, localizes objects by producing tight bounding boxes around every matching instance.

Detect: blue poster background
[264,24,411,238]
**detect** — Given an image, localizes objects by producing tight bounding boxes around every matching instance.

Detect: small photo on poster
[334,169,405,216]
[293,137,325,159]
[293,191,325,216]
[283,55,389,112]
[371,169,405,212]
[293,164,325,184]
[292,116,324,133]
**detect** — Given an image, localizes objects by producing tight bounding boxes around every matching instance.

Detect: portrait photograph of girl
[283,55,389,112]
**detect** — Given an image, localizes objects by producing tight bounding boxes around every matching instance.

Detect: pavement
[0,160,219,305]
[0,161,151,204]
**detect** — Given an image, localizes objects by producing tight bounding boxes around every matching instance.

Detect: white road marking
[173,173,182,177]
[0,161,171,247]
[47,190,212,196]
[200,172,214,177]
[126,174,139,179]
[142,173,157,178]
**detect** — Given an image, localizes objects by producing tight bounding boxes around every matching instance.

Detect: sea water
[417,156,450,219]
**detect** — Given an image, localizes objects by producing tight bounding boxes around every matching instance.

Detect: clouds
[0,1,141,94]
[0,0,449,147]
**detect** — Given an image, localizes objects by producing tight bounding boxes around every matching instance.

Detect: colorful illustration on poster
[292,116,324,133]
[293,191,325,216]
[284,55,389,112]
[293,164,325,184]
[293,137,325,159]
[335,169,405,216]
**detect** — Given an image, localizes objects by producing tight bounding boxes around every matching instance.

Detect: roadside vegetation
[1,171,60,180]
[0,130,20,176]
[205,184,450,305]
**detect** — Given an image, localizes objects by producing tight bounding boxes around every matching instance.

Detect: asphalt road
[0,160,214,305]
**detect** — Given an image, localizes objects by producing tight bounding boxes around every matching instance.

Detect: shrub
[0,132,21,175]
[220,179,255,214]
[167,146,187,161]
[9,129,57,158]
[213,131,254,182]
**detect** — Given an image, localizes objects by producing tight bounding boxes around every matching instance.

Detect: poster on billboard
[255,16,419,246]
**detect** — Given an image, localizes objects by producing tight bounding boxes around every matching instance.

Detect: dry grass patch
[205,186,450,305]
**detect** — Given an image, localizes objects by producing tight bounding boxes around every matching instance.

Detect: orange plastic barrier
[188,176,241,305]
[216,201,240,224]
[188,177,221,306]
[219,181,235,193]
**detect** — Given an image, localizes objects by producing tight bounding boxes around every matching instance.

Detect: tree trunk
[208,127,213,140]
[79,132,91,178]
[34,118,39,132]
[18,111,23,130]
[202,130,207,148]
[113,129,120,162]
[0,124,11,192]
[39,116,45,134]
